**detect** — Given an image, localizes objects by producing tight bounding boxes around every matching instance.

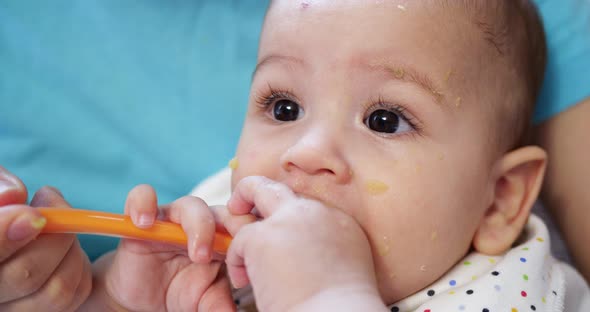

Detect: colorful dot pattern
[387,215,565,312]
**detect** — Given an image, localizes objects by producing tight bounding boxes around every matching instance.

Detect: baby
[91,0,589,311]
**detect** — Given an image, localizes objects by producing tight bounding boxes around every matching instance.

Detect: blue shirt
[533,0,590,123]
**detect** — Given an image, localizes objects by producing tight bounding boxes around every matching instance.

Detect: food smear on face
[391,68,405,79]
[365,180,389,195]
[430,231,438,241]
[444,70,454,83]
[378,235,391,256]
[431,89,444,102]
[312,182,327,196]
[228,157,239,170]
[292,177,304,190]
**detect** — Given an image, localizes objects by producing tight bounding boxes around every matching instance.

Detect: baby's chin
[373,248,464,305]
[375,269,439,305]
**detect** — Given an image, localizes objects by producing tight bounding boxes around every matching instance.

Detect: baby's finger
[168,196,216,263]
[0,166,28,207]
[228,176,295,218]
[197,266,236,312]
[210,205,257,237]
[124,184,158,229]
[0,205,45,263]
[225,223,257,289]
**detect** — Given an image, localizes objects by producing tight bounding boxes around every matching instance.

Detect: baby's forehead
[266,0,503,53]
[262,1,500,95]
[264,1,499,75]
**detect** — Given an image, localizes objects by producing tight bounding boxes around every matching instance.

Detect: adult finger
[1,240,92,312]
[0,166,28,207]
[0,205,45,263]
[0,187,75,302]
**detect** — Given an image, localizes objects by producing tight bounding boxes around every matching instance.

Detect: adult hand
[0,166,92,311]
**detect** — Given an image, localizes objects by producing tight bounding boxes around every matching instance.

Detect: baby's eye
[365,109,412,134]
[273,99,303,122]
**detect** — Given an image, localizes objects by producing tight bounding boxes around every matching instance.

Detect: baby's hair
[440,0,547,151]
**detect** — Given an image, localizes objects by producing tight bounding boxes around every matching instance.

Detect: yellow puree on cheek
[228,157,239,170]
[365,180,389,195]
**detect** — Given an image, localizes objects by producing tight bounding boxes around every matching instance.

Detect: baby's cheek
[230,149,274,185]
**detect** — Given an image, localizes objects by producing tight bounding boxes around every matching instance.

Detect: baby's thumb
[198,269,238,312]
[225,224,256,289]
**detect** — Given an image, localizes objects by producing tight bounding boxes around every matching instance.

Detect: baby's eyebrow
[364,62,446,106]
[252,54,304,80]
[253,55,448,108]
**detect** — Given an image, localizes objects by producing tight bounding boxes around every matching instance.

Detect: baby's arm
[225,176,389,312]
[536,96,590,281]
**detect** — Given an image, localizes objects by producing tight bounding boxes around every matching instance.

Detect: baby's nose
[279,130,352,184]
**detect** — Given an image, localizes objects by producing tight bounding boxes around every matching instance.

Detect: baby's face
[232,0,500,303]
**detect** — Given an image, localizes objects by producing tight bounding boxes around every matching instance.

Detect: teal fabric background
[533,0,590,123]
[0,1,267,260]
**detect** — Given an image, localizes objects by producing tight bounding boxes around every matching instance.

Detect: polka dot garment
[388,215,565,312]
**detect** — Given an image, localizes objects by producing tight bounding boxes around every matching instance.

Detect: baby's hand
[0,166,92,311]
[225,176,387,311]
[88,184,254,311]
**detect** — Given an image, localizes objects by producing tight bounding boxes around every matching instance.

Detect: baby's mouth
[284,177,341,210]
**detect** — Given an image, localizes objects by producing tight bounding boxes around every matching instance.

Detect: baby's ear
[473,146,547,255]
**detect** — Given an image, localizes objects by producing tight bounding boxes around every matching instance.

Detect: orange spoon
[38,208,232,254]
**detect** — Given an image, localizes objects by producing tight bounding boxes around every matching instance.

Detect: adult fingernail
[31,217,47,229]
[7,215,46,241]
[0,168,21,194]
[0,180,17,194]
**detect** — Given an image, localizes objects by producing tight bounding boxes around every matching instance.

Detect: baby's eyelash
[254,85,298,109]
[253,88,423,133]
[365,96,424,132]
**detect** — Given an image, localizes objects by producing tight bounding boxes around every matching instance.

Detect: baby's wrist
[78,252,129,312]
[289,284,388,312]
